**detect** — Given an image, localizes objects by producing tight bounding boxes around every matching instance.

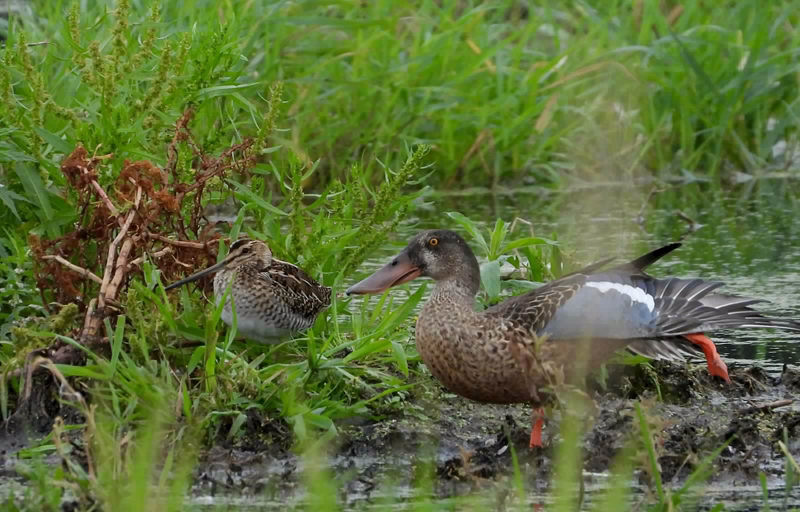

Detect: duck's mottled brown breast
[414,290,537,404]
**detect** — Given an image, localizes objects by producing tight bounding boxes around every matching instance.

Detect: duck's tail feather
[651,285,800,335]
[619,242,682,272]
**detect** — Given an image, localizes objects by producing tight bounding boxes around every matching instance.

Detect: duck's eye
[429,238,439,247]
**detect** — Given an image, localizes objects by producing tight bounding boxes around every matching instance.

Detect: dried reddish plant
[33,108,259,343]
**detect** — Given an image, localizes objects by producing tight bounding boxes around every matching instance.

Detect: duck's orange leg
[684,333,731,383]
[530,407,545,448]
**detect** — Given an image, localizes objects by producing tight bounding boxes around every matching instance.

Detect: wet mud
[190,362,800,509]
[2,362,800,510]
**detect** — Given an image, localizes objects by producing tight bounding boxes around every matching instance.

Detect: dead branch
[98,209,135,308]
[633,186,664,225]
[740,399,794,415]
[85,168,119,218]
[145,232,208,249]
[22,348,48,401]
[107,238,134,302]
[21,109,258,391]
[41,255,103,285]
[166,108,194,178]
[176,138,255,199]
[83,298,97,335]
[128,246,173,268]
[85,186,141,340]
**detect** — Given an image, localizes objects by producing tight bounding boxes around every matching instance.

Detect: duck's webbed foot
[685,332,731,383]
[529,406,545,448]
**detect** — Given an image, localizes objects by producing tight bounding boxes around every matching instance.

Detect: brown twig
[166,109,193,178]
[177,138,255,198]
[41,255,103,285]
[740,399,794,415]
[83,298,97,335]
[128,246,173,268]
[98,209,136,309]
[145,232,208,249]
[107,238,134,301]
[85,168,119,218]
[22,348,48,401]
[633,185,665,225]
[86,187,141,340]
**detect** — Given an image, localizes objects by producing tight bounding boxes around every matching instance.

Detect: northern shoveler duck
[346,230,800,447]
[165,238,331,342]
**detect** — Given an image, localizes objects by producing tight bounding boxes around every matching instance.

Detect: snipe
[165,238,332,342]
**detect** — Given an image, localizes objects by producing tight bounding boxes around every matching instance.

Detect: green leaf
[306,412,335,431]
[108,315,125,376]
[501,237,558,255]
[227,179,288,216]
[480,260,501,300]
[369,283,427,337]
[488,218,507,260]
[672,436,733,506]
[390,340,409,376]
[32,127,74,154]
[344,338,390,363]
[187,346,205,375]
[228,413,248,438]
[14,163,53,220]
[133,281,177,333]
[0,148,37,163]
[291,413,307,441]
[593,439,637,512]
[0,185,28,220]
[265,16,390,29]
[192,81,265,100]
[54,364,110,380]
[760,472,770,508]
[182,381,192,421]
[446,212,488,254]
[260,145,283,155]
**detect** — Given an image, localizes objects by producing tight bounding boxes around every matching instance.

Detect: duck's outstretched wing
[484,243,682,331]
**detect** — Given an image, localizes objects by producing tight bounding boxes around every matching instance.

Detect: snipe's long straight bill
[164,260,227,291]
[346,249,421,295]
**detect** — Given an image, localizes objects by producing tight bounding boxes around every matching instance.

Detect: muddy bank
[2,362,800,509]
[190,362,800,509]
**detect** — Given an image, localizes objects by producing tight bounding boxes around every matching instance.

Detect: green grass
[2,0,800,510]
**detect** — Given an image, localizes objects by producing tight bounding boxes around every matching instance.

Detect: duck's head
[346,229,480,296]
[164,238,273,291]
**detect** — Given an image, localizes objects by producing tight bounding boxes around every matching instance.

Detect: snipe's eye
[428,237,439,247]
[241,247,251,254]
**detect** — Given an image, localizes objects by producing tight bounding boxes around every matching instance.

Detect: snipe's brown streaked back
[165,238,332,343]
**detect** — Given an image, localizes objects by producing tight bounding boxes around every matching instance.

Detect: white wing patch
[586,281,655,311]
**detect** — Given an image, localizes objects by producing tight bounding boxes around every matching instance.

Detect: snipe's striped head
[164,238,273,291]
[223,239,273,270]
